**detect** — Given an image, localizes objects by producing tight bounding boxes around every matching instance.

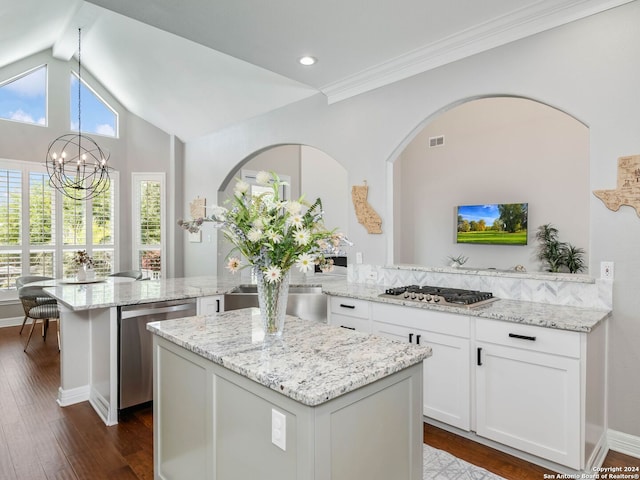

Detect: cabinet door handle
[416,334,421,345]
[216,299,220,313]
[340,325,356,330]
[408,333,413,343]
[477,347,483,366]
[508,333,536,341]
[339,303,355,309]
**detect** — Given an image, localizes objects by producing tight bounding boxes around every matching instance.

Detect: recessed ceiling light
[299,56,317,66]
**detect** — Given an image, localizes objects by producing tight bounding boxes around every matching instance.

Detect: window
[133,173,164,279]
[29,172,55,277]
[0,65,46,126]
[70,73,118,137]
[0,159,117,293]
[0,168,22,288]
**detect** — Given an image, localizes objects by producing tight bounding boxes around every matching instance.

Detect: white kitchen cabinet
[475,318,584,470]
[371,303,471,431]
[327,296,372,333]
[325,294,607,471]
[197,295,224,316]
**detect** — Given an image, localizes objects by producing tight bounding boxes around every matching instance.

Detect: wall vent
[429,135,445,147]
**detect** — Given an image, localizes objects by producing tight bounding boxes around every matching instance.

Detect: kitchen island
[148,308,432,480]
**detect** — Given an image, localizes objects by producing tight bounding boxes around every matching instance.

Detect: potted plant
[535,224,585,273]
[447,254,469,268]
[73,250,95,281]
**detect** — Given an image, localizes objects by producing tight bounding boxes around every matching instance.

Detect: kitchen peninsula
[44,276,237,425]
[148,309,431,480]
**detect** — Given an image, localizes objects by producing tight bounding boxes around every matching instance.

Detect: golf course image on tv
[456,203,528,245]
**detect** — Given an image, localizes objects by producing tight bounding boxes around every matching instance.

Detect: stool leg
[19,315,28,335]
[24,318,37,352]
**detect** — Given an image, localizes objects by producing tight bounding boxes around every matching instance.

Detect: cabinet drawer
[476,318,581,358]
[372,302,470,338]
[331,313,371,333]
[329,297,370,319]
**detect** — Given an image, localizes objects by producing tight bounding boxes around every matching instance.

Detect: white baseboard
[0,316,24,328]
[57,385,90,407]
[608,429,640,459]
[89,388,118,426]
[586,433,608,471]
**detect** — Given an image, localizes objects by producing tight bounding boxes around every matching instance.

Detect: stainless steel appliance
[118,298,197,411]
[224,284,326,321]
[379,285,498,308]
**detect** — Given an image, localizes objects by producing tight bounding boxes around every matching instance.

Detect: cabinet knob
[477,347,483,366]
[408,333,413,343]
[216,299,220,313]
[340,325,356,330]
[416,334,421,345]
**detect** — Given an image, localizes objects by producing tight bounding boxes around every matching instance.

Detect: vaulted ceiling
[0,0,632,141]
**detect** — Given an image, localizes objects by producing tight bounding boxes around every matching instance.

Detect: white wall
[395,97,590,272]
[300,146,348,242]
[183,2,640,437]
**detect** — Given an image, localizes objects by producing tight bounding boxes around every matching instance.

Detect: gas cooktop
[379,285,498,308]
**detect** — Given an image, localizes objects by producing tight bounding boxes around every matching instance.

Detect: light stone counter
[147,308,432,406]
[43,275,238,311]
[321,281,611,333]
[43,273,610,333]
[149,308,431,479]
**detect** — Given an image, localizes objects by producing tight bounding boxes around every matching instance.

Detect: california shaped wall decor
[190,196,206,219]
[189,197,206,242]
[593,155,640,216]
[352,181,382,234]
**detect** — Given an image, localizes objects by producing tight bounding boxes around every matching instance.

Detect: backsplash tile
[349,264,612,310]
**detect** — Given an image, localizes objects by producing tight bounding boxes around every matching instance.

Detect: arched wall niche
[216,144,348,278]
[389,95,590,273]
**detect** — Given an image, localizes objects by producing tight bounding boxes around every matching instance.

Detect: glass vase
[255,267,290,337]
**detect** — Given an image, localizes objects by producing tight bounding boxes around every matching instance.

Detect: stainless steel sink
[224,284,327,321]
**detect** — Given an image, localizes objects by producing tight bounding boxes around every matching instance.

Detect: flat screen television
[456,203,528,245]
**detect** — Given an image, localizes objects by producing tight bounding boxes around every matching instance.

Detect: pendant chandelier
[46,28,111,201]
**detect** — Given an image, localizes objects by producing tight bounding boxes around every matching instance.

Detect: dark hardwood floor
[1,322,639,479]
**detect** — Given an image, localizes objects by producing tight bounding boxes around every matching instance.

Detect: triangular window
[70,73,118,137]
[0,65,47,126]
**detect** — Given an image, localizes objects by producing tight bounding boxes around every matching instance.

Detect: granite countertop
[147,308,432,406]
[321,282,611,333]
[44,273,610,332]
[43,275,238,311]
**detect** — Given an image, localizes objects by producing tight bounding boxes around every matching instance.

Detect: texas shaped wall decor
[593,154,640,217]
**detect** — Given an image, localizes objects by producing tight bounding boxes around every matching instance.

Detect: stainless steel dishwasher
[118,298,197,411]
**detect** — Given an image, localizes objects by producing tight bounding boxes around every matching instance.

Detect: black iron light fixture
[46,28,111,201]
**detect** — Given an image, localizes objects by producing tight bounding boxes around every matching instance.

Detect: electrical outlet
[600,261,614,280]
[271,409,286,451]
[367,271,378,281]
[356,252,363,264]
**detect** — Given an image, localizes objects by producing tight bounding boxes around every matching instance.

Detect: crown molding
[321,0,634,104]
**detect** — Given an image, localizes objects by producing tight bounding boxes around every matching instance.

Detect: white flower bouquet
[178,171,350,283]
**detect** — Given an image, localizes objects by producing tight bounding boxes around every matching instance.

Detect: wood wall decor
[190,197,206,219]
[593,155,640,216]
[352,181,382,234]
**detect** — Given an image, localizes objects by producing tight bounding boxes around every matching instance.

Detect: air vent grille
[429,135,445,147]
